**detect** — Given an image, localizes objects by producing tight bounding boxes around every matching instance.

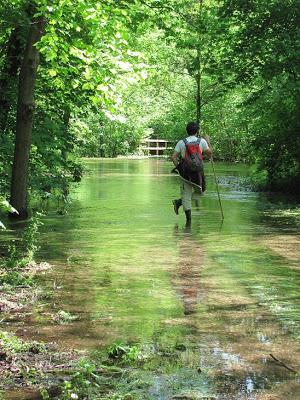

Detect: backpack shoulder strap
[183,138,191,155]
[196,137,202,153]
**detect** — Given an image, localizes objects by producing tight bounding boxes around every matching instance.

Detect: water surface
[3,159,300,399]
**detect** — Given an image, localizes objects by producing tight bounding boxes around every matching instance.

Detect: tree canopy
[0,0,299,217]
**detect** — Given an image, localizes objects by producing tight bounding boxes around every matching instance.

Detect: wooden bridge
[140,139,172,157]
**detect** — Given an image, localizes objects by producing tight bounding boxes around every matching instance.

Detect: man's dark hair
[186,121,199,136]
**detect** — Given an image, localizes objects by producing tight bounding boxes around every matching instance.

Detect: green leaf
[48,69,57,77]
[97,84,109,92]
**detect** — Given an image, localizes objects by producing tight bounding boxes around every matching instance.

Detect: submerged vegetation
[2,335,298,399]
[0,336,217,399]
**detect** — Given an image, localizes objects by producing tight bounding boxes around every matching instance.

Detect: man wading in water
[171,121,212,225]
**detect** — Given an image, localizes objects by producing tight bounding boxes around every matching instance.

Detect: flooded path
[2,159,300,399]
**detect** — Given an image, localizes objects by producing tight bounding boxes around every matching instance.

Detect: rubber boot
[172,199,182,215]
[185,209,191,226]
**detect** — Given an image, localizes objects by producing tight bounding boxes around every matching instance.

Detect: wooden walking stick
[203,135,224,220]
[210,157,224,220]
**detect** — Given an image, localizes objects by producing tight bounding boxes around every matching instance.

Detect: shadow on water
[1,159,300,399]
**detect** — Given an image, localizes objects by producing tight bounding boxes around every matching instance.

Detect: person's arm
[203,135,212,159]
[171,151,180,167]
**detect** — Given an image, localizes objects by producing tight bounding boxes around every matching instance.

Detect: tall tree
[10,9,46,217]
[7,0,142,215]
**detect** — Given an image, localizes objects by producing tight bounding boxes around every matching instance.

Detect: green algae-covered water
[4,159,300,399]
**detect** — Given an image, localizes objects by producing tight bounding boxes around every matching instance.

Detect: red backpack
[183,138,203,172]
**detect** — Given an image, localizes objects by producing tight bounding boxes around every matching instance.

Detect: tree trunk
[10,16,46,218]
[195,48,201,125]
[196,0,204,127]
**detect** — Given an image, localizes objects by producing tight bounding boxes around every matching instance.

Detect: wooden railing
[140,139,172,157]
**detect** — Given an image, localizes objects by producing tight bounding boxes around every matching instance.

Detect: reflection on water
[2,159,300,399]
[172,224,206,316]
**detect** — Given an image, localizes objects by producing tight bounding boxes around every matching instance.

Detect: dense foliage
[0,0,299,216]
[218,0,300,191]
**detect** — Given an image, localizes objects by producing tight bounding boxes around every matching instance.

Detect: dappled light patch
[260,235,300,263]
